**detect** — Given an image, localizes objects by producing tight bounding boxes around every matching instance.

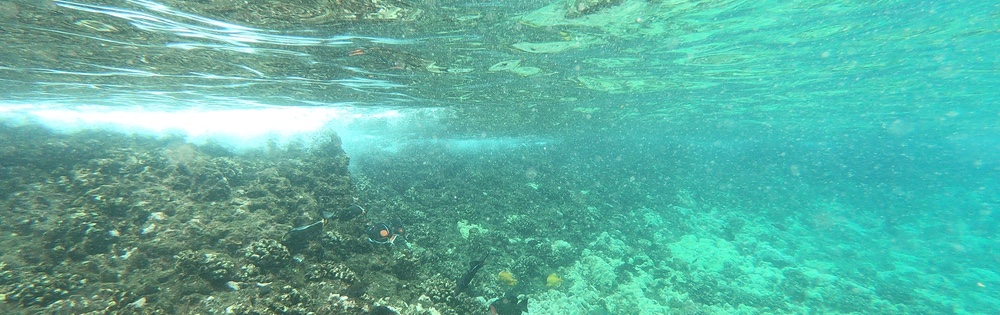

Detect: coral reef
[175,250,237,284]
[242,239,292,269]
[1,123,997,314]
[0,127,371,314]
[2,273,79,307]
[306,262,358,284]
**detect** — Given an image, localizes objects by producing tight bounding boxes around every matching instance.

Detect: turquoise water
[1,0,998,314]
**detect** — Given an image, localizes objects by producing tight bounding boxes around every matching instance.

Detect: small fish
[489,293,528,315]
[456,253,490,293]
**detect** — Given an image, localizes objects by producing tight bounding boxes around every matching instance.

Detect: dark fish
[489,293,528,315]
[370,305,398,315]
[366,223,393,244]
[281,220,324,249]
[323,204,366,220]
[345,282,368,298]
[456,253,490,292]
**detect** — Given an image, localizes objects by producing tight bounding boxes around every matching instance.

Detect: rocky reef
[4,123,989,314]
[0,122,608,314]
[0,125,473,314]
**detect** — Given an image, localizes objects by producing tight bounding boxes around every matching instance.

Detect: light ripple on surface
[54,0,414,48]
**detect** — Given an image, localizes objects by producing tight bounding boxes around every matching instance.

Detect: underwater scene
[1,0,998,314]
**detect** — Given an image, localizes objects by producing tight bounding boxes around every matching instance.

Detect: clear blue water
[1,0,998,314]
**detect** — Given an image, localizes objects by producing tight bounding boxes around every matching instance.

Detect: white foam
[0,102,414,152]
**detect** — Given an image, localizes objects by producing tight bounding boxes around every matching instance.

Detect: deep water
[2,0,999,314]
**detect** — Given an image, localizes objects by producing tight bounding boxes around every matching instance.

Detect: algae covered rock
[242,239,292,269]
[3,273,80,307]
[174,250,237,284]
[42,212,120,261]
[306,262,358,284]
[566,0,624,18]
[0,127,367,313]
[165,154,238,202]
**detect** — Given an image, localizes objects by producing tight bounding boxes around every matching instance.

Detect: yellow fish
[546,273,563,287]
[498,271,517,286]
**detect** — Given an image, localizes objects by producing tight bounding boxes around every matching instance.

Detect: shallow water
[1,0,997,314]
